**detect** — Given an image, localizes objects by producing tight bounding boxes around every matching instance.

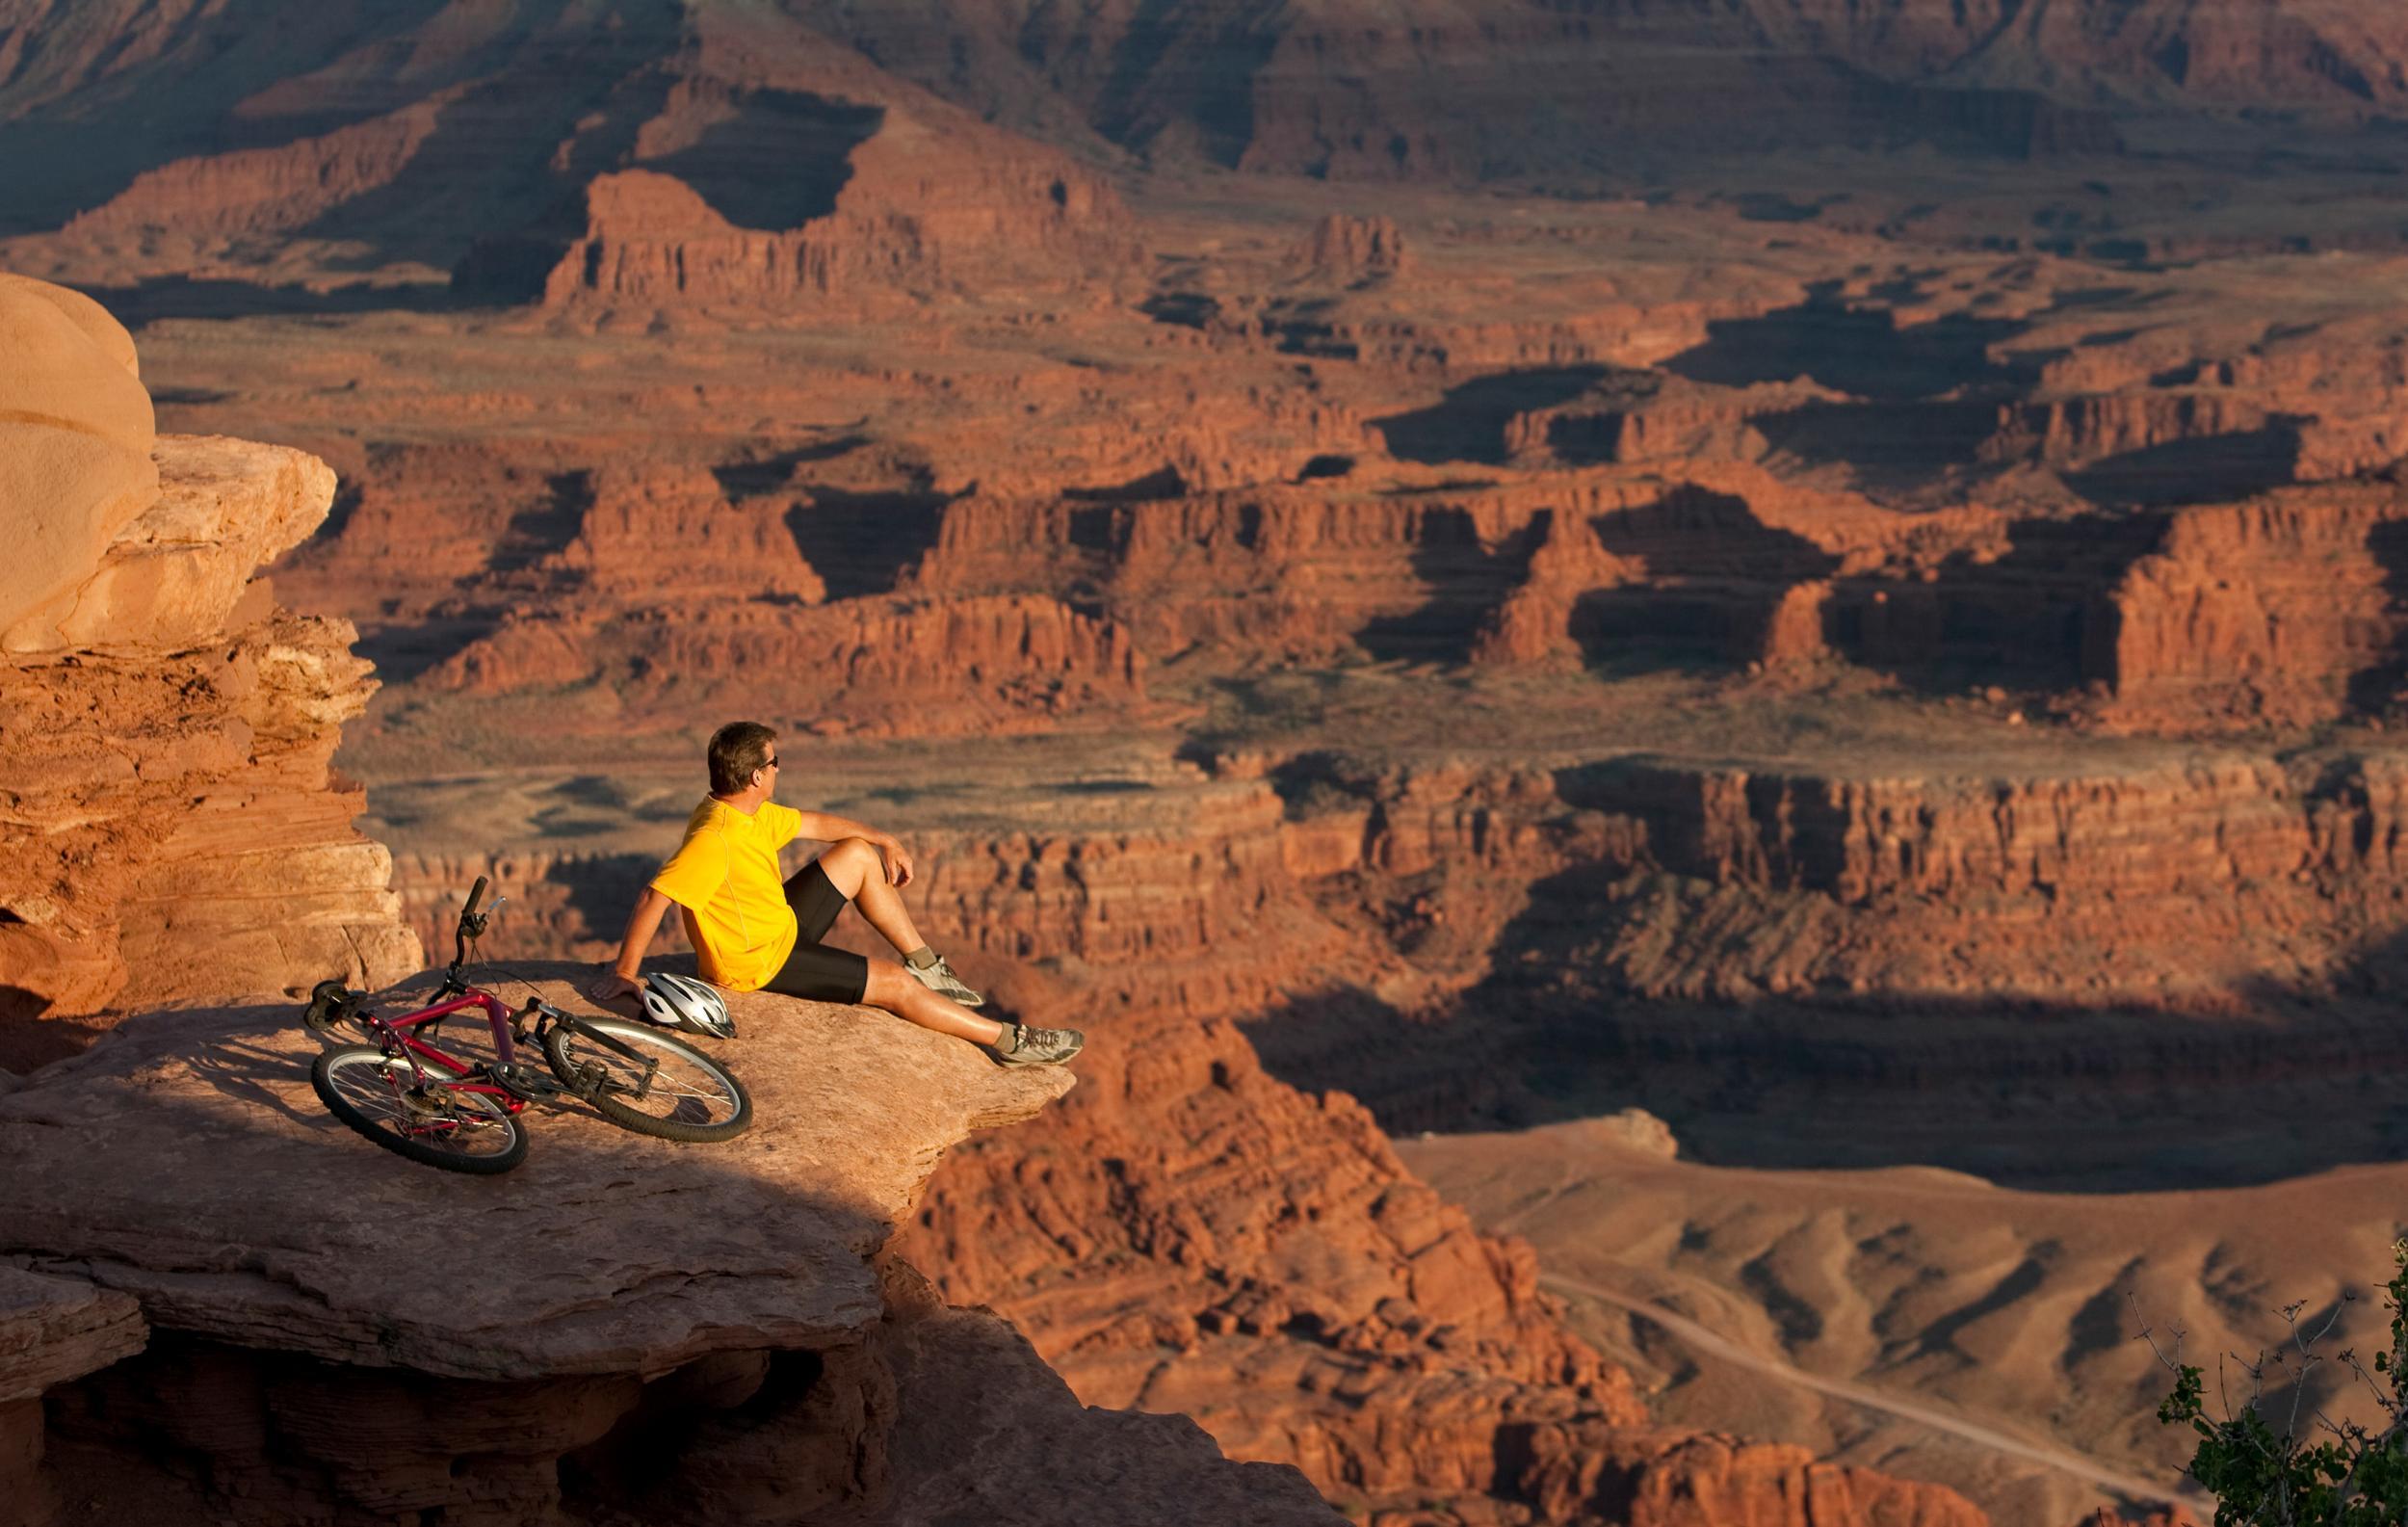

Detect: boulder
[0,274,158,652]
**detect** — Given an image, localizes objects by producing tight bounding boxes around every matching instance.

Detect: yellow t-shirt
[649,798,803,991]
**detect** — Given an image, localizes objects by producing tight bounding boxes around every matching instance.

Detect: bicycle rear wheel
[543,1017,752,1143]
[311,1045,529,1173]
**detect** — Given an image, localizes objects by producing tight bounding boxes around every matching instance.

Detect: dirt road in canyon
[1536,1270,2210,1514]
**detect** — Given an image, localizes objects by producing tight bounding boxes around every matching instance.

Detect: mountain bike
[299,876,751,1173]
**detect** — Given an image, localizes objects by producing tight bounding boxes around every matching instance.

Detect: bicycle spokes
[311,1047,529,1172]
[349,1066,510,1149]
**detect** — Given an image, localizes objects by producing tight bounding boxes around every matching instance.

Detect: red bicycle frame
[364,989,529,1116]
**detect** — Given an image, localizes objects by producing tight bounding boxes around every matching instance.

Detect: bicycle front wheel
[543,1016,752,1143]
[311,1045,528,1173]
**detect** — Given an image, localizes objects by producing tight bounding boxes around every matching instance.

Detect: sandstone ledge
[0,965,1071,1379]
[0,1267,144,1404]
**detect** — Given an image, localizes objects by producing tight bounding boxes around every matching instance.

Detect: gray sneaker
[907,952,984,1007]
[995,1023,1084,1066]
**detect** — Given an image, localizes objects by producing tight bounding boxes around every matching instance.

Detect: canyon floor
[1403,1120,2404,1527]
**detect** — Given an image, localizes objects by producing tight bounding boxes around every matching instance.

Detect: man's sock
[904,946,939,969]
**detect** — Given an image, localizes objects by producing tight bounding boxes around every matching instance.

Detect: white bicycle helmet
[641,971,736,1040]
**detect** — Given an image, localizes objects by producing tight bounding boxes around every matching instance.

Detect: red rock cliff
[0,275,419,1067]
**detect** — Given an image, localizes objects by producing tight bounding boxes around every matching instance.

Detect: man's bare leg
[812,836,929,957]
[860,959,1004,1045]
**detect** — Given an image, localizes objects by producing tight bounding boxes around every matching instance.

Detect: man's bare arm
[792,810,896,847]
[589,886,673,1000]
[792,811,913,886]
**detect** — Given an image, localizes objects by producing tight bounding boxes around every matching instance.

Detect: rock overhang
[0,1265,145,1402]
[0,964,1071,1381]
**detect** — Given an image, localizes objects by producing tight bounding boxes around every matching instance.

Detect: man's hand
[877,839,915,888]
[587,966,644,1005]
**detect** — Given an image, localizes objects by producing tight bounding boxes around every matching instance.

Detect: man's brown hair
[707,721,777,796]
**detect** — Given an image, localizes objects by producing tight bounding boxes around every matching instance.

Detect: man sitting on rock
[587,721,1083,1066]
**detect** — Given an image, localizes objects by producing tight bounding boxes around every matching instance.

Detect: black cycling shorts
[760,859,870,1005]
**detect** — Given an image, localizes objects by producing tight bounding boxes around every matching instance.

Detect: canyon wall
[879,458,2408,735]
[0,276,418,1068]
[811,0,2408,177]
[2,4,1143,307]
[2099,484,2408,730]
[14,1,2408,253]
[248,325,2389,741]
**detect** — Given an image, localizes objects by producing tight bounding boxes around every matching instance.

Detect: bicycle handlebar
[448,877,494,980]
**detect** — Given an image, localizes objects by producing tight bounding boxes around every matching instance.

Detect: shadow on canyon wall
[1574,488,1840,670]
[1662,302,2031,403]
[1358,507,1552,664]
[2346,516,2408,715]
[1821,512,2163,696]
[784,488,952,601]
[2064,422,2310,511]
[634,91,884,233]
[73,276,484,327]
[1372,366,1612,465]
[1243,844,2408,1195]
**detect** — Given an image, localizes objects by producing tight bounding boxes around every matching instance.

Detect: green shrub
[2147,1239,2408,1526]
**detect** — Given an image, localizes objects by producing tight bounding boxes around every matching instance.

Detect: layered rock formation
[825,434,2408,737]
[1293,215,1409,284]
[902,992,1986,1526]
[556,464,826,603]
[2097,481,2408,730]
[0,276,417,1066]
[9,14,2399,1519]
[428,592,1147,739]
[0,969,1339,1525]
[471,112,1135,311]
[811,0,2408,177]
[1,3,1141,307]
[1539,749,2408,1005]
[877,465,2009,680]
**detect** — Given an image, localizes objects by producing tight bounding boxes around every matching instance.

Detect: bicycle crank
[487,1062,564,1102]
